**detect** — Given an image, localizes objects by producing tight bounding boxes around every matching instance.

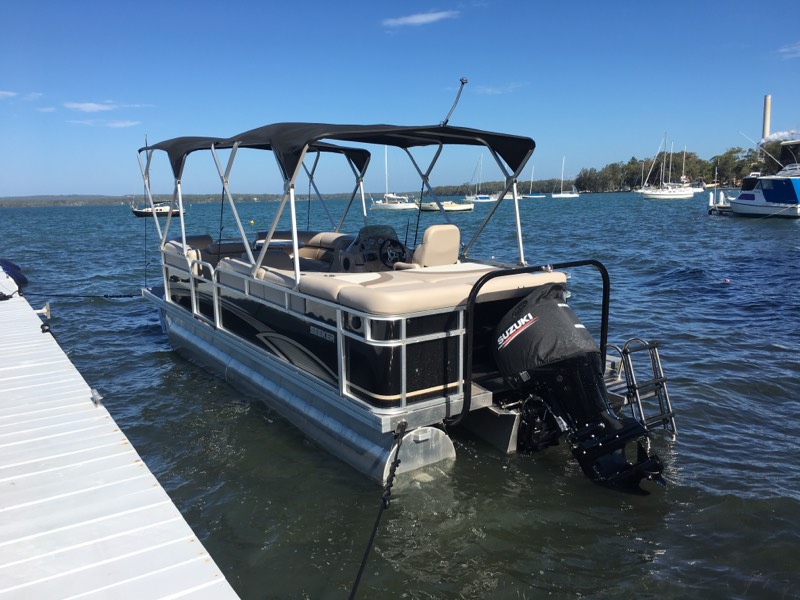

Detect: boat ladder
[605,338,677,438]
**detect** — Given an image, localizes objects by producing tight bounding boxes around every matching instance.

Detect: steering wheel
[379,238,408,268]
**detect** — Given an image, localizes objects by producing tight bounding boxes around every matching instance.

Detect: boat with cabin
[640,186,696,200]
[729,140,800,218]
[137,122,676,492]
[370,146,418,211]
[418,199,474,212]
[131,201,183,218]
[638,136,697,200]
[371,193,417,210]
[464,154,494,203]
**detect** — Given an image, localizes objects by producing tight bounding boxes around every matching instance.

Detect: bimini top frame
[138,122,537,281]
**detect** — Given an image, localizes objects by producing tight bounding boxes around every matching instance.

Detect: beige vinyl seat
[394,224,460,269]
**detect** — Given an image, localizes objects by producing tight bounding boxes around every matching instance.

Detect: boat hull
[729,199,800,218]
[131,208,182,217]
[640,190,695,200]
[370,203,418,210]
[145,288,456,482]
[419,202,474,212]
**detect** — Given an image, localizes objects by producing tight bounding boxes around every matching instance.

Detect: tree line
[431,140,791,196]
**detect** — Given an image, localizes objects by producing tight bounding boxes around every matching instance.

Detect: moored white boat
[521,163,545,198]
[490,191,515,201]
[419,199,474,212]
[371,193,418,210]
[551,156,580,198]
[551,186,580,199]
[638,135,698,200]
[465,194,493,202]
[465,154,495,202]
[130,201,183,217]
[730,141,800,218]
[640,186,696,200]
[138,121,676,492]
[371,146,418,210]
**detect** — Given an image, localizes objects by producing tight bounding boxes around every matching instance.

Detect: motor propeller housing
[493,283,665,491]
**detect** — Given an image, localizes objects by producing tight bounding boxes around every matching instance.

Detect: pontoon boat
[137,122,676,492]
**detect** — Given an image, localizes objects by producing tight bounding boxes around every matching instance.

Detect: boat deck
[0,272,239,599]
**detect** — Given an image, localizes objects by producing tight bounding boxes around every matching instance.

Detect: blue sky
[1,0,798,197]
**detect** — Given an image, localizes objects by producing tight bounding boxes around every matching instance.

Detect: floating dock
[0,270,239,599]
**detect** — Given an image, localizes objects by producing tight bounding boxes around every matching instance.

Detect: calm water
[2,194,799,599]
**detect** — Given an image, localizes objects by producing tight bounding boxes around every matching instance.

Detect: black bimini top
[141,123,536,183]
[139,136,225,181]
[139,135,372,182]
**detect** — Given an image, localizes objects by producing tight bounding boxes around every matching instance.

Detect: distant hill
[0,195,131,208]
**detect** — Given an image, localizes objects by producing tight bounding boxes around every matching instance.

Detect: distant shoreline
[0,194,304,208]
[0,191,444,208]
[0,195,131,208]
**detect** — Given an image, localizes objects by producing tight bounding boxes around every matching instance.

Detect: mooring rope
[21,291,139,299]
[755,203,797,219]
[349,420,408,600]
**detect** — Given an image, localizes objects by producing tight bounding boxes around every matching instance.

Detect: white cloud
[66,117,141,128]
[382,10,459,27]
[107,120,140,128]
[24,92,43,101]
[778,41,800,59]
[0,91,18,99]
[763,130,799,142]
[64,101,117,113]
[474,82,525,95]
[38,107,56,113]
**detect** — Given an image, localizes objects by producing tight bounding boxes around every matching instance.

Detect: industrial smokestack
[762,95,771,141]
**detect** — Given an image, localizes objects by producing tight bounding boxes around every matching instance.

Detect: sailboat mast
[681,146,687,184]
[668,142,674,185]
[529,163,534,194]
[644,136,665,187]
[560,156,566,194]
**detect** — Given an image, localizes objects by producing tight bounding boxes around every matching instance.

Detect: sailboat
[551,156,580,198]
[371,146,418,210]
[465,154,494,202]
[640,136,694,200]
[522,163,545,198]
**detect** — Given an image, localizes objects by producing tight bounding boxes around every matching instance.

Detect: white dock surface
[0,272,239,599]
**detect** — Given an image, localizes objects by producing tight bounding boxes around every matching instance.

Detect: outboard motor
[494,283,664,491]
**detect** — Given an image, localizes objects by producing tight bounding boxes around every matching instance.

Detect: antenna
[739,131,782,167]
[441,77,468,126]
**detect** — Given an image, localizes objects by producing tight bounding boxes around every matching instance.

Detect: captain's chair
[394,224,460,269]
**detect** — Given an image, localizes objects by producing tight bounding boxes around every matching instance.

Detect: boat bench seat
[299,266,567,314]
[164,236,244,273]
[181,235,213,249]
[163,240,208,276]
[205,241,249,264]
[215,257,295,288]
[257,230,356,271]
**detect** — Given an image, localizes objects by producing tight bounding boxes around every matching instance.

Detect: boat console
[336,225,410,272]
